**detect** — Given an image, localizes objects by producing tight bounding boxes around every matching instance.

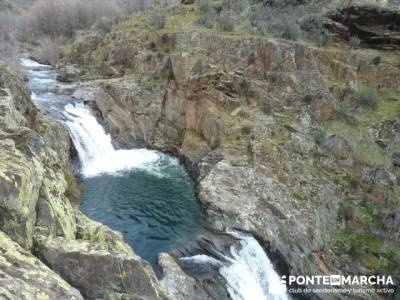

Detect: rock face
[0,62,168,299]
[159,253,212,300]
[328,5,400,49]
[65,12,400,297]
[37,237,167,300]
[0,231,83,300]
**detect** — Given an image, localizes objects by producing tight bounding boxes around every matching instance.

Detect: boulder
[0,230,83,300]
[36,236,169,300]
[158,253,211,300]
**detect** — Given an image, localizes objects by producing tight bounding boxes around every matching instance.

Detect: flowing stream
[22,58,289,300]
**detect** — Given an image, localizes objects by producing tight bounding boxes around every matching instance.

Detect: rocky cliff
[63,5,400,298]
[0,62,168,299]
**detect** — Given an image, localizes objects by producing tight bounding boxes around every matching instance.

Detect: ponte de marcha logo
[278,274,396,296]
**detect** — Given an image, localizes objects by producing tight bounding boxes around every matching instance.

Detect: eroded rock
[0,230,83,300]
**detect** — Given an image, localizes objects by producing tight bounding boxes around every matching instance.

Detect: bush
[315,29,332,47]
[218,14,235,31]
[280,19,302,41]
[19,0,120,39]
[197,14,215,28]
[197,0,216,28]
[260,101,272,115]
[333,102,349,120]
[349,36,361,48]
[94,17,114,33]
[148,10,166,30]
[0,10,22,71]
[371,56,381,65]
[300,14,323,32]
[221,0,246,13]
[199,0,215,14]
[314,128,326,146]
[38,37,59,66]
[117,0,148,14]
[241,124,253,135]
[358,89,378,109]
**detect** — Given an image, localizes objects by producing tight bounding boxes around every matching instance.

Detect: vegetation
[217,14,235,32]
[334,229,399,272]
[148,10,166,30]
[260,101,272,115]
[333,102,350,120]
[38,37,59,66]
[64,169,82,206]
[241,124,253,136]
[357,88,378,109]
[280,19,302,41]
[371,56,381,65]
[314,128,326,146]
[349,36,361,48]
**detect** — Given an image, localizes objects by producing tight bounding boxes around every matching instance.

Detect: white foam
[20,58,50,68]
[63,103,160,177]
[181,232,289,300]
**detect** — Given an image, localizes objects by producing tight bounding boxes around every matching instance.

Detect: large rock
[0,137,44,250]
[328,5,400,50]
[36,236,168,300]
[75,209,134,255]
[158,253,211,300]
[0,230,83,300]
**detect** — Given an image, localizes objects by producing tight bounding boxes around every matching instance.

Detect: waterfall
[181,232,289,300]
[62,103,160,177]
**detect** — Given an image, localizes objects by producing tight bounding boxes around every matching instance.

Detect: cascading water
[181,232,289,300]
[22,58,289,299]
[63,103,160,177]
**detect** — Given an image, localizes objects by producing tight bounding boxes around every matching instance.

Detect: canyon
[0,1,399,299]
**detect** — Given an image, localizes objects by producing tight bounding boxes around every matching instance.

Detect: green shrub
[199,0,215,14]
[241,124,253,135]
[148,10,166,30]
[303,94,313,104]
[217,14,235,31]
[197,0,216,28]
[197,15,215,28]
[358,88,378,109]
[260,101,272,115]
[221,0,246,13]
[315,29,332,47]
[349,36,361,48]
[333,102,349,120]
[371,56,381,65]
[314,128,326,146]
[280,19,302,41]
[300,14,323,32]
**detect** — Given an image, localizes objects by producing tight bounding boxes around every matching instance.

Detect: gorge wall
[0,62,169,299]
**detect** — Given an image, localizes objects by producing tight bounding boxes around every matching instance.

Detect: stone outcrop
[0,231,83,300]
[159,253,212,300]
[328,5,400,49]
[0,62,168,299]
[36,236,167,300]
